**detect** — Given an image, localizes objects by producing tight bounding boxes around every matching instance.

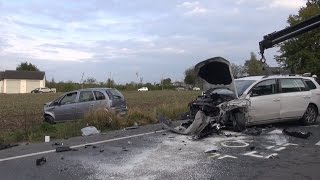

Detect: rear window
[79,91,95,102]
[280,79,308,93]
[94,91,106,100]
[106,89,124,99]
[304,80,317,90]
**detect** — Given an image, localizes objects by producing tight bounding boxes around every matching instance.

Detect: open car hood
[195,57,238,98]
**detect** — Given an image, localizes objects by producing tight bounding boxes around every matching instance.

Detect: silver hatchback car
[43,88,127,123]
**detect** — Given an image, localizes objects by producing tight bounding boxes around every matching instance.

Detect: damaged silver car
[161,57,319,138]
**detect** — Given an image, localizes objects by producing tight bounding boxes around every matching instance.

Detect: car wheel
[232,112,246,132]
[301,104,318,125]
[45,115,55,124]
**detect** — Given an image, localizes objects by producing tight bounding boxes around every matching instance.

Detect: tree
[244,52,264,76]
[84,77,96,84]
[16,62,39,71]
[275,1,320,75]
[230,63,246,78]
[162,78,172,86]
[184,67,197,87]
[106,78,115,88]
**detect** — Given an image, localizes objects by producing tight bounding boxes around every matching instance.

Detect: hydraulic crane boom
[259,14,320,63]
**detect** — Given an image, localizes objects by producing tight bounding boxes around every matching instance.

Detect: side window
[60,92,77,105]
[79,91,95,102]
[280,79,307,93]
[304,80,317,90]
[94,91,106,100]
[251,79,277,97]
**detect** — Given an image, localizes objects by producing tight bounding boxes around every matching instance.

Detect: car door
[93,91,108,109]
[54,92,78,121]
[279,78,311,119]
[248,79,281,123]
[75,90,95,119]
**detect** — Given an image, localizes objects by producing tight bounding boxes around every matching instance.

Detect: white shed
[0,70,46,94]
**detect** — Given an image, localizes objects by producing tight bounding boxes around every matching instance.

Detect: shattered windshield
[235,80,256,96]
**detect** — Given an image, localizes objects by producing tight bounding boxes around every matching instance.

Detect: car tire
[232,112,246,132]
[301,104,318,125]
[45,115,55,124]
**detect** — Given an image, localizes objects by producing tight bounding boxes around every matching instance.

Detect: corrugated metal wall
[6,80,21,94]
[26,80,40,93]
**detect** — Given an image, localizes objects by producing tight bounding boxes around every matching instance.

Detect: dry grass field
[0,90,200,143]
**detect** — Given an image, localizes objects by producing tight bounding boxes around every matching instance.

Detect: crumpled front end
[160,57,250,138]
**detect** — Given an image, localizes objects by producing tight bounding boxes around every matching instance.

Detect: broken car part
[36,157,47,166]
[56,146,72,152]
[283,128,311,139]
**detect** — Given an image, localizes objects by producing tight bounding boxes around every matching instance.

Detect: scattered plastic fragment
[56,146,72,152]
[81,126,100,136]
[124,125,139,130]
[283,128,311,139]
[205,148,218,153]
[36,157,46,166]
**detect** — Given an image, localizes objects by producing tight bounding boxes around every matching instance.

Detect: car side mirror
[250,88,259,97]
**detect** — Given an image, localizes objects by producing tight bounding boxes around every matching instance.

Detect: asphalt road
[0,120,320,180]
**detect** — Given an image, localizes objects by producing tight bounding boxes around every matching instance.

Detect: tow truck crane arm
[259,14,320,63]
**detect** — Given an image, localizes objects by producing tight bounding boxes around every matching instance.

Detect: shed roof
[0,70,45,80]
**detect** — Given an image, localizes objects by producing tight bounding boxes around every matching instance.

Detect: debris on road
[205,148,218,153]
[127,141,132,145]
[283,128,311,139]
[124,123,139,130]
[52,142,63,146]
[81,126,100,136]
[122,147,129,151]
[244,128,262,136]
[0,143,18,150]
[99,149,104,153]
[56,146,72,152]
[36,157,46,166]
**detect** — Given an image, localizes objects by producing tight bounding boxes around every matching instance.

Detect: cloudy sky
[0,0,306,84]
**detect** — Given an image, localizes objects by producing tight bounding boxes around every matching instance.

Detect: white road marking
[268,129,283,134]
[266,146,274,149]
[218,155,237,160]
[208,153,221,159]
[283,143,298,147]
[243,151,264,158]
[265,153,278,159]
[316,141,320,146]
[274,147,286,151]
[221,140,249,148]
[0,130,166,163]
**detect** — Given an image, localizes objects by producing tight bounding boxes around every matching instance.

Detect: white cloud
[236,0,305,10]
[269,0,305,9]
[178,1,209,16]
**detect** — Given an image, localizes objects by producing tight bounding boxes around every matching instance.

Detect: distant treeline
[46,81,176,92]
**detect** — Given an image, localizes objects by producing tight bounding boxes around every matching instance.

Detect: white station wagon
[236,75,319,126]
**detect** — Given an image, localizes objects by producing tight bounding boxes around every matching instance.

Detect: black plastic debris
[84,144,92,148]
[250,146,255,151]
[56,146,72,152]
[0,143,18,150]
[205,148,217,153]
[52,142,62,146]
[92,145,98,149]
[36,157,46,166]
[122,147,129,151]
[124,125,139,130]
[244,128,262,136]
[162,133,167,136]
[283,128,311,139]
[99,149,104,153]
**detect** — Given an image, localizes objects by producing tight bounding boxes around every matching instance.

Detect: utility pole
[80,72,85,89]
